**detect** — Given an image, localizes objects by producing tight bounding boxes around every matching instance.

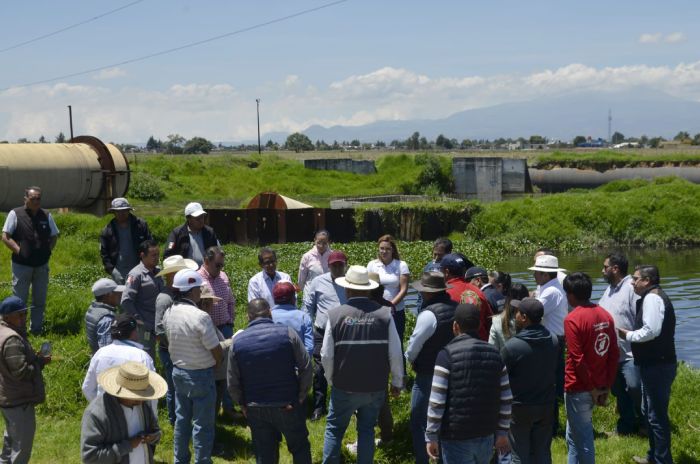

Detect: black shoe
[311,409,325,421]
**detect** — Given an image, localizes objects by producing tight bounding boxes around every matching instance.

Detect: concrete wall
[452,158,503,202]
[304,158,377,175]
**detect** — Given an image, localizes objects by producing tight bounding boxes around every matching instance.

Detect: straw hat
[200,284,222,302]
[97,361,167,401]
[156,255,199,277]
[528,255,566,273]
[334,265,379,290]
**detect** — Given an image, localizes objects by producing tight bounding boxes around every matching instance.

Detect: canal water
[407,248,699,367]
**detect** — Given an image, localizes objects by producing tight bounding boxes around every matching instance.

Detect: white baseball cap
[184,202,206,217]
[172,269,204,291]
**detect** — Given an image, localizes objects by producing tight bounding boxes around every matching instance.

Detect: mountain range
[258,89,700,144]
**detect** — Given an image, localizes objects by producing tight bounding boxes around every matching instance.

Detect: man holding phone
[0,296,51,464]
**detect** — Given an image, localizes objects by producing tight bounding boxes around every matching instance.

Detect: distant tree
[674,131,691,142]
[406,132,420,150]
[435,134,454,149]
[692,133,700,146]
[183,136,214,154]
[332,140,340,150]
[146,135,162,152]
[611,132,625,144]
[639,135,649,146]
[375,140,386,148]
[389,139,402,148]
[55,132,66,143]
[265,139,279,150]
[17,137,29,143]
[572,135,587,146]
[419,136,429,150]
[350,139,360,147]
[649,137,664,148]
[529,135,546,145]
[460,139,473,149]
[164,134,185,154]
[285,132,314,153]
[38,135,46,143]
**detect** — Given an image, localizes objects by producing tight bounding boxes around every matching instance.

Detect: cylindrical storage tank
[0,136,129,214]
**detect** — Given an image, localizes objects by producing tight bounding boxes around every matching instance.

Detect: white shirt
[598,275,639,361]
[163,300,220,369]
[536,277,568,336]
[121,404,148,464]
[247,270,292,307]
[626,293,665,344]
[366,259,410,311]
[2,209,59,235]
[81,340,155,402]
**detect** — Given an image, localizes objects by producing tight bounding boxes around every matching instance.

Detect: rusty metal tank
[0,135,129,215]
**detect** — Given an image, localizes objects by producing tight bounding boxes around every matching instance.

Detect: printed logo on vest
[343,316,375,326]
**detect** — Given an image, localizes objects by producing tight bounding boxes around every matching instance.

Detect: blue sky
[1,0,698,142]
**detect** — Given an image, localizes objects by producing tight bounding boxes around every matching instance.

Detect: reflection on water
[406,248,699,367]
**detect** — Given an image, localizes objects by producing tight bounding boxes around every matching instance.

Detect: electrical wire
[0,0,145,54]
[0,0,348,92]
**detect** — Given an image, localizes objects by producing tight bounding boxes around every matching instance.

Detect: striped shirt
[198,267,236,326]
[425,350,512,442]
[163,299,220,369]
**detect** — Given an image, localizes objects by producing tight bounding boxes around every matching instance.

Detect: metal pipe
[529,167,700,192]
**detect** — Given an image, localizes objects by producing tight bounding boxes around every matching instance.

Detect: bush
[129,172,165,201]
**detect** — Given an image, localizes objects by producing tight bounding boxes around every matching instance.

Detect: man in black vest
[2,186,59,334]
[320,265,404,464]
[618,265,676,464]
[164,202,219,266]
[99,197,152,284]
[85,278,125,354]
[405,271,456,464]
[228,299,313,464]
[426,303,512,464]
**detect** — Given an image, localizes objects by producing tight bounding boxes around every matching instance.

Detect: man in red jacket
[563,272,618,464]
[439,254,492,340]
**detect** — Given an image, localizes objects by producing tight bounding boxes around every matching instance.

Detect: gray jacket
[81,392,160,464]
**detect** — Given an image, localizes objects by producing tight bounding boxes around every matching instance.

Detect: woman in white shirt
[366,234,410,343]
[298,230,331,295]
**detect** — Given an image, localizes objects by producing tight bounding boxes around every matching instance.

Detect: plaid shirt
[198,267,235,327]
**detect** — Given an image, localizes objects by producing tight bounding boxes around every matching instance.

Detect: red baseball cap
[272,281,296,304]
[328,251,347,264]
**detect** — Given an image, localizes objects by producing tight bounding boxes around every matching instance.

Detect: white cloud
[92,67,127,80]
[3,61,700,142]
[639,33,661,44]
[665,32,685,43]
[639,32,686,44]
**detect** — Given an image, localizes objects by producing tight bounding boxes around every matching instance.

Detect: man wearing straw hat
[81,361,167,464]
[320,265,404,464]
[0,296,50,464]
[153,255,199,425]
[163,268,222,464]
[99,197,153,284]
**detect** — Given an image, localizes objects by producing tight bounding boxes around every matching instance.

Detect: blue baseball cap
[0,296,27,315]
[439,253,468,274]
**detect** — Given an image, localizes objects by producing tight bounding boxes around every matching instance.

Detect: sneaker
[311,409,325,421]
[632,457,651,464]
[345,442,358,454]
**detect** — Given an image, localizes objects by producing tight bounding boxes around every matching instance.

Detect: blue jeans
[217,323,234,339]
[640,363,676,464]
[440,435,494,464]
[410,371,434,464]
[565,392,595,464]
[611,359,642,434]
[158,346,176,425]
[322,388,385,464]
[172,366,216,464]
[11,262,49,334]
[247,403,311,464]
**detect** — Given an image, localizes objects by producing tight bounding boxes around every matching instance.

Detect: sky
[1,0,699,143]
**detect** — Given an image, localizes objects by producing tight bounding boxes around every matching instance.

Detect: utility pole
[68,105,74,140]
[256,98,261,154]
[608,108,612,144]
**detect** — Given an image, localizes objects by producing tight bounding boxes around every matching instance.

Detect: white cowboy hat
[98,361,167,401]
[334,265,379,290]
[528,255,567,273]
[156,255,199,277]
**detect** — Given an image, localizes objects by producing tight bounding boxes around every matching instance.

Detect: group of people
[0,189,678,464]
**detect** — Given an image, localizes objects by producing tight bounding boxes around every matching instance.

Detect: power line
[1,0,348,92]
[0,0,145,54]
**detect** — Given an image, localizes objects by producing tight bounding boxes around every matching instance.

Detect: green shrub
[129,171,166,201]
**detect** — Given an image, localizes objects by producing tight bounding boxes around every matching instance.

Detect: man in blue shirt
[272,282,313,357]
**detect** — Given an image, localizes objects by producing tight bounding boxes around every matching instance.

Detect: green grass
[532,149,700,170]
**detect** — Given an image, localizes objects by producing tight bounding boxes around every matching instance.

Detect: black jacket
[164,223,219,261]
[99,215,152,273]
[501,324,558,405]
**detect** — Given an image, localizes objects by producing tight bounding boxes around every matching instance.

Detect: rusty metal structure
[0,136,129,215]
